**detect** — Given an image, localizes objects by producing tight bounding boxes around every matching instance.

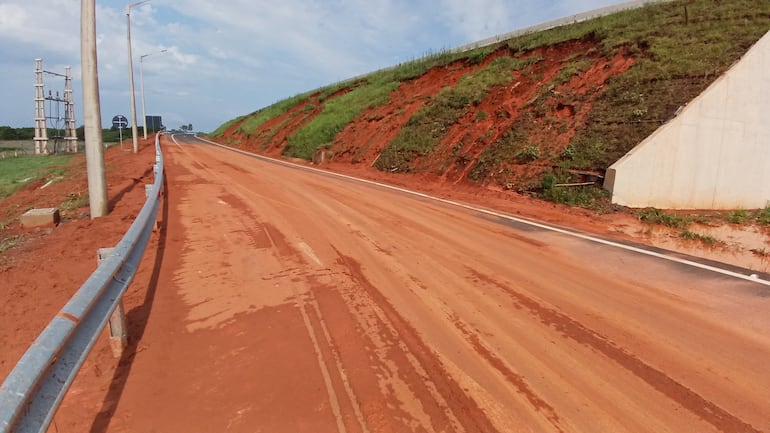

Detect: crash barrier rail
[0,132,165,433]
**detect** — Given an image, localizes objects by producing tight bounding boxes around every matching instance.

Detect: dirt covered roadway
[55,134,764,433]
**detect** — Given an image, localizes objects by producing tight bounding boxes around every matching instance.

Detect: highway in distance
[100,134,770,433]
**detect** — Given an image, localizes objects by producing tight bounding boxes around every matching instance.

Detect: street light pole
[140,49,166,139]
[126,0,149,154]
[81,0,108,218]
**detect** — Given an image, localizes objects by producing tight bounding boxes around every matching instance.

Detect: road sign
[112,115,128,129]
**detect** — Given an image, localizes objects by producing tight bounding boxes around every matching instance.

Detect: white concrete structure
[605,30,770,210]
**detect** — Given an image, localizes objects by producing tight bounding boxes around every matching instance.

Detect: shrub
[637,208,689,228]
[727,209,750,224]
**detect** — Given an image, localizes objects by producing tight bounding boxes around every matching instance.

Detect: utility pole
[126,0,149,153]
[81,0,108,218]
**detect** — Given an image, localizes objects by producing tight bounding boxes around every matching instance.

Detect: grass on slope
[374,55,541,172]
[507,0,770,172]
[210,47,496,144]
[211,0,769,196]
[284,80,399,159]
[0,155,71,199]
[235,93,313,136]
[210,115,247,138]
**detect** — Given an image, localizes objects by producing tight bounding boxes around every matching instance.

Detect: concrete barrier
[605,30,770,210]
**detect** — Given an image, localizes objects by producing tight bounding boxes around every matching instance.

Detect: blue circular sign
[112,115,128,129]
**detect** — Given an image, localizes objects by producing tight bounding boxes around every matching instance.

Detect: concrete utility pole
[81,0,108,218]
[126,0,149,153]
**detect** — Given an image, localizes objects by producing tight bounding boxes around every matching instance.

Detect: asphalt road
[102,134,770,433]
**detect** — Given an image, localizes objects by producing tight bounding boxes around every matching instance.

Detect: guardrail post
[97,247,127,357]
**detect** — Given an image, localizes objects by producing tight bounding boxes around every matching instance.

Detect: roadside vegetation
[0,155,71,199]
[375,56,542,172]
[285,80,400,159]
[636,204,770,247]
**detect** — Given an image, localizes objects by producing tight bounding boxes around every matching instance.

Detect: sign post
[112,114,128,150]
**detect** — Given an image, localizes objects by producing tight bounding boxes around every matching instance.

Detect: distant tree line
[1,125,131,143]
[0,126,35,140]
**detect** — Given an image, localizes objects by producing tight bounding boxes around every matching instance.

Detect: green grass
[375,55,541,172]
[210,115,247,138]
[538,171,610,210]
[757,206,770,225]
[727,209,751,224]
[680,229,722,246]
[553,59,593,85]
[636,208,690,229]
[236,93,313,136]
[554,0,770,171]
[284,80,400,159]
[211,44,500,143]
[0,155,71,199]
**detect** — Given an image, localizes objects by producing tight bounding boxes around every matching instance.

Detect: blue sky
[0,0,623,132]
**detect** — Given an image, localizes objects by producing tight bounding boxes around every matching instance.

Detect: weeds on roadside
[680,229,722,246]
[756,205,770,225]
[0,235,23,254]
[60,191,89,211]
[539,172,609,210]
[727,209,751,224]
[637,208,690,228]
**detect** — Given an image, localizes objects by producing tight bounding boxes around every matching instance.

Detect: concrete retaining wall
[604,30,770,210]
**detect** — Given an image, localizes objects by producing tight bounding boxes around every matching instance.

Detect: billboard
[145,115,163,132]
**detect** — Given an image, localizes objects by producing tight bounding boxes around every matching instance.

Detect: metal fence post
[97,247,127,357]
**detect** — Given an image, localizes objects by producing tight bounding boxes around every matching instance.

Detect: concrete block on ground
[20,208,60,228]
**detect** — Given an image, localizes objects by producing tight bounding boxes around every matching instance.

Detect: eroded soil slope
[218,39,634,191]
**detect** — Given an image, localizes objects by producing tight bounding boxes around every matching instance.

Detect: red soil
[0,140,159,432]
[216,39,634,192]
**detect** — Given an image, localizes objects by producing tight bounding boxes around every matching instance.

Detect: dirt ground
[0,135,768,432]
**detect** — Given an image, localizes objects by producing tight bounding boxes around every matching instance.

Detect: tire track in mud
[333,248,499,433]
[467,267,763,433]
[304,282,371,433]
[450,315,565,433]
[260,227,370,433]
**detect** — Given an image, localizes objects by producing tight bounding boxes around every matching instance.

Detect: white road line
[194,135,770,287]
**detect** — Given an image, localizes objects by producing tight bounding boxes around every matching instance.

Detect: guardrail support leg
[97,247,128,357]
[108,302,128,357]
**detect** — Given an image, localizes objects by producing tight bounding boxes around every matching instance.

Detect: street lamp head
[140,49,168,62]
[126,0,151,15]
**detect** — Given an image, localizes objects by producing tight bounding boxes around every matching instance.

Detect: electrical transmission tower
[33,59,78,154]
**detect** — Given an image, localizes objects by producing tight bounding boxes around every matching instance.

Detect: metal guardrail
[450,0,668,53]
[0,133,165,433]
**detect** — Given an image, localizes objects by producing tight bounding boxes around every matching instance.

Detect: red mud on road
[1,136,769,432]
